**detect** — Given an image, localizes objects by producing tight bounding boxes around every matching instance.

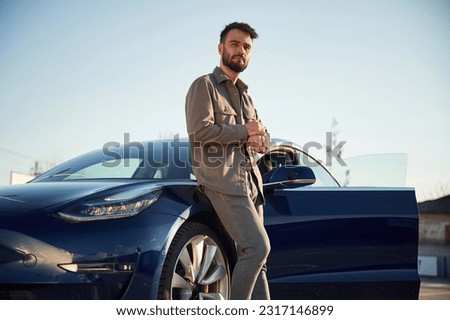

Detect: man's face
[219,29,253,73]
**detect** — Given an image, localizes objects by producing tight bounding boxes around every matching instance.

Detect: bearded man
[185,22,272,300]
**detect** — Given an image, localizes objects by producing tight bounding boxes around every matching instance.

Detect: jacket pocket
[213,102,238,125]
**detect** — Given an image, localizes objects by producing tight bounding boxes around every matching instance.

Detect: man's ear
[218,43,223,55]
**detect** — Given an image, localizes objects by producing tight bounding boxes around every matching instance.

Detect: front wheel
[158,222,230,300]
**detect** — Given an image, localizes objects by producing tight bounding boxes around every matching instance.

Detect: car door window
[258,148,339,187]
[297,150,339,187]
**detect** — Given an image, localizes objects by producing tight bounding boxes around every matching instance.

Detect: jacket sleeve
[185,77,248,144]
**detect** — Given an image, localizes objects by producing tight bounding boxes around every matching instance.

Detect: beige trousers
[203,172,271,300]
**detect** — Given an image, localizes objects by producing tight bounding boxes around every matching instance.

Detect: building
[418,195,450,279]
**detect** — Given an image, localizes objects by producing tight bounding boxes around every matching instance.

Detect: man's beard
[222,51,248,73]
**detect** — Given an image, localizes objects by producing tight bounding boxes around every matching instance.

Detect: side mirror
[263,166,316,189]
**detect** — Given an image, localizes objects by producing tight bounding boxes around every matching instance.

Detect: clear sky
[1,0,449,202]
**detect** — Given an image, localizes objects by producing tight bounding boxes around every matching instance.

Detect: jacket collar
[212,66,248,92]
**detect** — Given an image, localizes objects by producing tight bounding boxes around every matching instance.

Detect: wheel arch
[139,186,238,299]
[165,184,238,269]
[184,204,238,271]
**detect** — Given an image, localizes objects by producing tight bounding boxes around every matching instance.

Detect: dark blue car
[0,139,420,299]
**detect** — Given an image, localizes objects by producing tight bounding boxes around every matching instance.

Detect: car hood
[0,180,160,213]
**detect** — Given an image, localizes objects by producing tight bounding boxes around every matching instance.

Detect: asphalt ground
[419,277,450,300]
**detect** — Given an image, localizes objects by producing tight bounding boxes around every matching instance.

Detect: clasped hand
[245,120,267,153]
[247,134,267,153]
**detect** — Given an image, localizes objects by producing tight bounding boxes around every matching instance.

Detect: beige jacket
[185,67,270,196]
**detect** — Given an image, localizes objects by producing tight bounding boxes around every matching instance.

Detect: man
[185,22,271,300]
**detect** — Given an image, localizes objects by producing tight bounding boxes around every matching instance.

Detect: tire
[158,222,231,300]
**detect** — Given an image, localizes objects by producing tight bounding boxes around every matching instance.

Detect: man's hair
[219,22,258,43]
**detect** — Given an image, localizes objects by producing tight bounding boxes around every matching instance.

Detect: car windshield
[32,140,193,182]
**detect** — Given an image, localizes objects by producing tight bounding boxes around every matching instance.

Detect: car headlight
[55,187,163,222]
